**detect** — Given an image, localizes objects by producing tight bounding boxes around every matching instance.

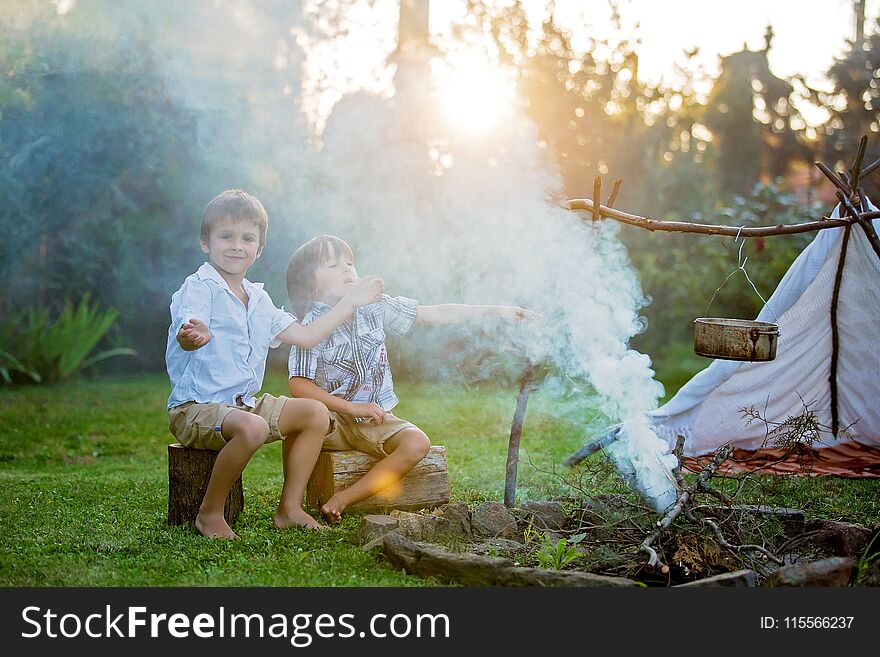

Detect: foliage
[536,533,584,570]
[854,531,880,585]
[0,350,41,384]
[807,15,880,200]
[0,294,136,385]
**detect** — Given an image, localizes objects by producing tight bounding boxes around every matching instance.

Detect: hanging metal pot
[693,318,779,362]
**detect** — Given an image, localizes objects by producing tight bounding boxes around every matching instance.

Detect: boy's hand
[344,276,384,307]
[500,306,543,322]
[177,317,211,350]
[346,402,386,424]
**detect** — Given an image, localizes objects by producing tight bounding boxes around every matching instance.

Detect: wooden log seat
[306,446,450,514]
[167,443,244,526]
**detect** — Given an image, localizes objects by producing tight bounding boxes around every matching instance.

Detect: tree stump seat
[307,445,450,514]
[167,443,244,526]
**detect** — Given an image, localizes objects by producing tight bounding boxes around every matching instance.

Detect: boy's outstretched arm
[177,317,211,350]
[277,276,385,348]
[415,304,542,325]
[288,377,387,424]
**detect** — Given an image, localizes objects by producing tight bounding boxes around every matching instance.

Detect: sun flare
[436,52,515,134]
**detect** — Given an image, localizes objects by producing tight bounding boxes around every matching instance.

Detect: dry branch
[640,444,732,573]
[566,198,854,237]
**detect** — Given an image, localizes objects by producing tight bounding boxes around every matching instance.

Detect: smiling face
[314,243,358,305]
[200,217,262,284]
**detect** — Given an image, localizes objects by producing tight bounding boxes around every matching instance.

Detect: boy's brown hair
[200,189,270,249]
[287,235,355,320]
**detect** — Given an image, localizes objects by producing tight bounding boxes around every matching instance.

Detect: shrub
[0,294,136,384]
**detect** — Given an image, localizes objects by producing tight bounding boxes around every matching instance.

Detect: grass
[1,368,877,586]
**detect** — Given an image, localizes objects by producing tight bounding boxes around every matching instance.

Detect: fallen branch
[640,444,733,573]
[563,425,621,467]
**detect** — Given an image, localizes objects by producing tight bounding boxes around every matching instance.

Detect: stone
[389,510,451,542]
[764,557,856,587]
[674,570,757,587]
[357,514,399,546]
[803,519,872,558]
[471,501,519,539]
[469,538,527,555]
[519,500,568,531]
[435,502,471,537]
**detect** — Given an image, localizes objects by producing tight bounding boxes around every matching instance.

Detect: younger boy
[166,192,383,538]
[286,235,541,522]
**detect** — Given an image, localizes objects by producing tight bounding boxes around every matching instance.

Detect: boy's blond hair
[287,235,355,320]
[200,189,269,249]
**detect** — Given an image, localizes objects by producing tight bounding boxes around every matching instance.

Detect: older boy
[166,191,383,538]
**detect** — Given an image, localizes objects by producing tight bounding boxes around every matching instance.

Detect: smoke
[288,10,678,511]
[51,0,678,509]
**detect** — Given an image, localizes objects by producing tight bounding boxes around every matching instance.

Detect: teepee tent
[566,142,880,480]
[648,204,880,476]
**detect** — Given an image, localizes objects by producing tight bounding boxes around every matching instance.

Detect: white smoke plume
[70,0,678,510]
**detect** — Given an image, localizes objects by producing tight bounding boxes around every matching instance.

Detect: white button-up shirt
[166,262,295,409]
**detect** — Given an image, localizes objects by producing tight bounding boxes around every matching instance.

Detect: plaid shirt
[288,294,418,418]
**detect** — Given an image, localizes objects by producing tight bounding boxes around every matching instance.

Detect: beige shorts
[323,411,417,458]
[168,393,291,450]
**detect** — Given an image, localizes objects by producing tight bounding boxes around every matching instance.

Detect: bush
[0,294,136,385]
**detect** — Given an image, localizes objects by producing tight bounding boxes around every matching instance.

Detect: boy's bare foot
[195,512,238,540]
[274,508,327,530]
[320,495,346,523]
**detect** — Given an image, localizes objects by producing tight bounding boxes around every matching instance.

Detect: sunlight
[435,51,515,134]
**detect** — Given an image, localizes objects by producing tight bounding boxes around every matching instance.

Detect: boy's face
[314,245,358,304]
[200,217,262,281]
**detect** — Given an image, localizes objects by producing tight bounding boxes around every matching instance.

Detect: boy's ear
[255,245,264,259]
[200,239,210,255]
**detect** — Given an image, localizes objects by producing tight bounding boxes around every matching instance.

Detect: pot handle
[750,327,780,338]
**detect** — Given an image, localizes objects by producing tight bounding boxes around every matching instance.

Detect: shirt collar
[308,299,350,324]
[196,262,263,295]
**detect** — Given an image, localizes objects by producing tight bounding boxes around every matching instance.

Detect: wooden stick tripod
[503,137,880,503]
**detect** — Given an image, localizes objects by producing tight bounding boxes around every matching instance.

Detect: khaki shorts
[323,411,417,458]
[168,393,291,450]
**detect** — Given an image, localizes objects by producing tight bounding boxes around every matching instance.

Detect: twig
[639,444,732,573]
[861,157,880,179]
[591,176,602,221]
[672,435,686,489]
[849,135,868,192]
[684,507,783,565]
[605,178,622,208]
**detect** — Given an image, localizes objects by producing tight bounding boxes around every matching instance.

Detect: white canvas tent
[648,204,880,476]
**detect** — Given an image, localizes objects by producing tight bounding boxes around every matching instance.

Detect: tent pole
[829,225,852,438]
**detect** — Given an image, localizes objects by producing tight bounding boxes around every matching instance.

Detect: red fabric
[682,440,880,478]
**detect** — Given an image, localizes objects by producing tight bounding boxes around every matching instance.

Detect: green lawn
[1,369,877,586]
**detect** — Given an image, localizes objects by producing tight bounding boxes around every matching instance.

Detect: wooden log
[380,531,639,587]
[306,446,450,513]
[167,443,244,526]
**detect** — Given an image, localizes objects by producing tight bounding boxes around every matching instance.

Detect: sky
[525,0,878,87]
[425,0,879,127]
